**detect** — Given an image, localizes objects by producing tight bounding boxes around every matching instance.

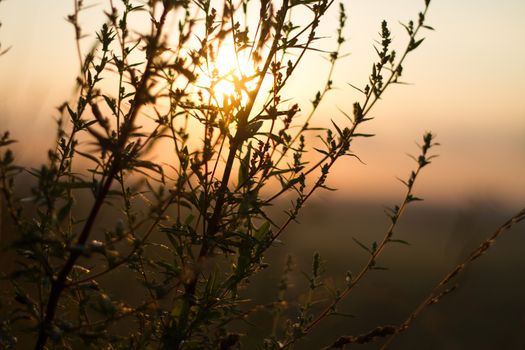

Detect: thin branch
[380,207,525,349]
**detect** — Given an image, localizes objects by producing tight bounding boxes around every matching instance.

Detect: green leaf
[258,132,282,144]
[352,237,372,254]
[313,147,329,156]
[246,121,263,138]
[254,221,271,242]
[66,103,77,121]
[371,266,389,271]
[331,120,343,137]
[103,95,117,115]
[388,239,411,246]
[57,200,73,222]
[238,142,252,185]
[76,150,103,166]
[407,194,424,202]
[408,37,425,51]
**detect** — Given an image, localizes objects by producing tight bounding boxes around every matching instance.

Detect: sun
[201,44,259,106]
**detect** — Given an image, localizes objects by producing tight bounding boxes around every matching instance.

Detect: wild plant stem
[278,133,434,349]
[380,207,525,349]
[174,4,291,346]
[33,6,169,349]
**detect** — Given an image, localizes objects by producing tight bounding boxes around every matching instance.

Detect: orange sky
[0,0,523,207]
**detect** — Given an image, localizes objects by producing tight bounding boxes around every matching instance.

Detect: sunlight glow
[199,44,260,106]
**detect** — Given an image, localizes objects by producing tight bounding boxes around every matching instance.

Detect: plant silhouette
[1,0,524,349]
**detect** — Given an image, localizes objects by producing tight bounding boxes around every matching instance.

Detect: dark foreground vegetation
[0,0,523,349]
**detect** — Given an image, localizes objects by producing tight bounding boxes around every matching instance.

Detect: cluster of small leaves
[0,0,450,349]
[349,1,433,118]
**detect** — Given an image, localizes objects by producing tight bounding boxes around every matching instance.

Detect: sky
[0,0,523,208]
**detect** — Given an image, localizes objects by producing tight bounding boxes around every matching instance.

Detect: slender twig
[380,207,525,349]
[278,132,436,349]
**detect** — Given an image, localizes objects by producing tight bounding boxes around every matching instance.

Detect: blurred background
[1,0,524,348]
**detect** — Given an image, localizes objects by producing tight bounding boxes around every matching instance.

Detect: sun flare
[200,44,259,105]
